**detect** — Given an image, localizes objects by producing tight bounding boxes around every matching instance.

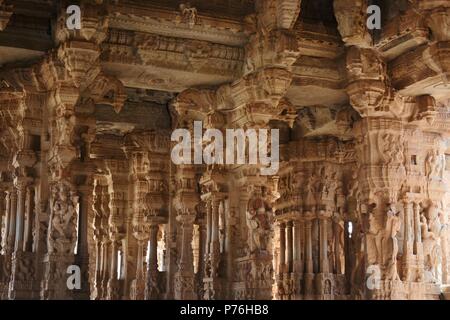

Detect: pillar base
[203,277,222,300]
[232,253,273,300]
[174,271,197,300]
[40,253,76,300]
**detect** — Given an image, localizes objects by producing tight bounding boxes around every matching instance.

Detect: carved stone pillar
[199,170,227,300]
[304,212,314,297]
[402,198,414,282]
[413,201,424,282]
[286,221,293,273]
[276,221,286,300]
[293,218,303,300]
[293,219,303,274]
[41,181,80,300]
[1,191,11,254]
[145,222,160,300]
[209,199,220,279]
[103,174,127,301]
[14,181,27,253]
[22,186,34,253]
[332,217,339,275]
[130,201,150,300]
[9,179,39,300]
[91,181,104,300]
[7,190,17,253]
[319,211,330,274]
[0,189,12,299]
[174,213,197,300]
[74,182,95,300]
[279,222,286,274]
[203,198,223,299]
[196,222,206,298]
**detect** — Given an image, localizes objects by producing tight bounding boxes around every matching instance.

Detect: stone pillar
[106,238,120,300]
[413,202,424,281]
[9,181,39,300]
[224,202,235,300]
[41,182,81,300]
[0,190,11,299]
[9,179,38,300]
[319,211,329,274]
[279,222,286,274]
[304,213,314,296]
[7,190,17,252]
[23,187,34,252]
[205,201,212,270]
[145,223,159,300]
[1,191,11,254]
[100,239,110,298]
[75,185,94,300]
[286,221,293,273]
[202,194,224,300]
[14,182,26,253]
[293,219,303,274]
[334,217,342,274]
[197,222,206,293]
[92,235,102,299]
[402,199,413,281]
[100,239,109,299]
[174,214,196,300]
[134,238,145,299]
[277,221,287,300]
[210,199,220,278]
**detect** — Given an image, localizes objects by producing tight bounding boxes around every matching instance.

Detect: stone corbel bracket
[334,0,372,48]
[345,47,391,117]
[172,67,293,128]
[170,88,216,128]
[413,0,450,42]
[55,0,110,45]
[57,41,102,89]
[256,0,302,32]
[276,0,302,29]
[85,73,127,114]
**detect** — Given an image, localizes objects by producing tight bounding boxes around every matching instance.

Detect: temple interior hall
[0,0,450,300]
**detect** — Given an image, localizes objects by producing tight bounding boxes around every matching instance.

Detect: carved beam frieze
[109,2,247,46]
[295,21,344,59]
[390,42,450,101]
[375,9,429,61]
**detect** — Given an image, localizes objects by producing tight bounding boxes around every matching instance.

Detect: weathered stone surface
[0,0,449,301]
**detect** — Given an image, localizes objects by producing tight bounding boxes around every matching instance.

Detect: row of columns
[277,209,345,299]
[203,197,222,299]
[0,181,38,299]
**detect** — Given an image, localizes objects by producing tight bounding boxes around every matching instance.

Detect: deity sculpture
[383,203,401,280]
[177,3,198,28]
[366,206,383,266]
[246,198,272,254]
[421,202,444,283]
[425,150,445,180]
[48,182,79,254]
